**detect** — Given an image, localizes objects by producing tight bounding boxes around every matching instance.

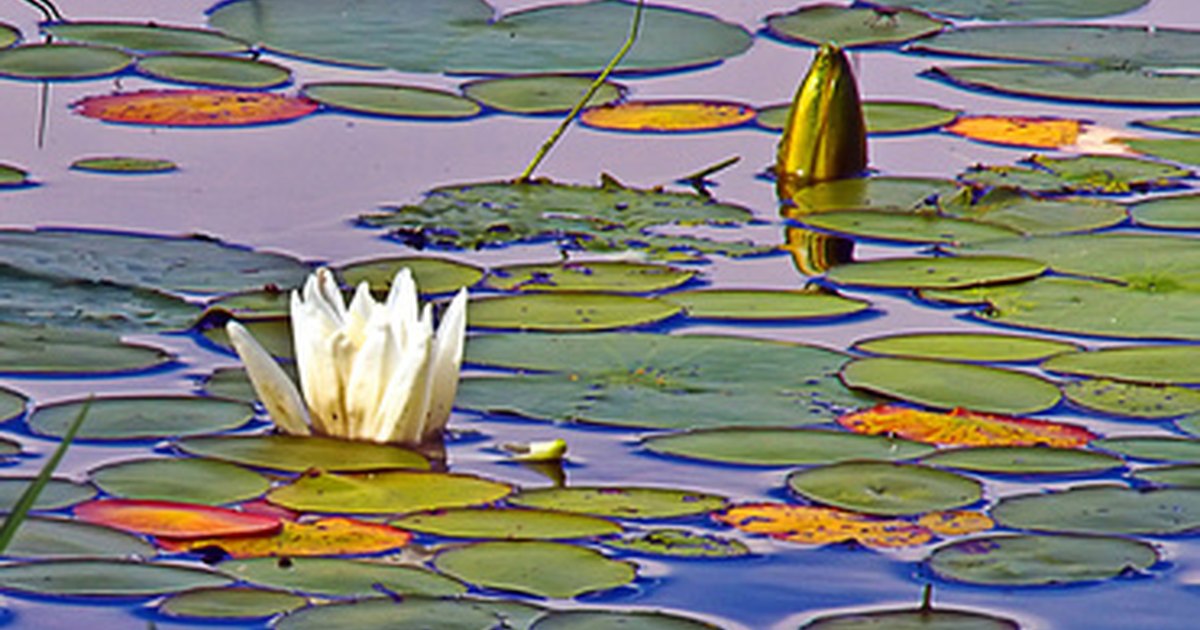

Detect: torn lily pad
[1125,138,1200,167]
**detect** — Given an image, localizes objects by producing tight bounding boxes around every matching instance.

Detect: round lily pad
[0,22,17,49]
[90,457,270,505]
[75,88,319,127]
[760,101,957,135]
[853,332,1077,363]
[44,21,250,53]
[643,427,934,467]
[220,557,466,598]
[434,540,635,599]
[827,256,1045,290]
[1131,194,1200,229]
[303,82,481,119]
[0,559,232,596]
[0,163,30,186]
[0,43,132,80]
[580,100,755,133]
[942,192,1128,236]
[4,516,155,558]
[507,486,726,519]
[338,256,484,295]
[176,434,428,473]
[663,289,869,321]
[461,75,624,115]
[1092,436,1200,463]
[467,293,681,331]
[0,386,25,423]
[28,396,254,441]
[533,609,720,629]
[928,534,1157,586]
[70,156,178,174]
[485,261,694,294]
[598,528,749,559]
[872,0,1148,20]
[766,5,944,48]
[391,507,621,539]
[1063,378,1200,419]
[159,586,306,619]
[931,64,1200,106]
[787,461,981,516]
[915,23,1194,66]
[840,357,1062,415]
[1133,465,1200,488]
[136,53,291,89]
[275,597,544,630]
[920,446,1122,475]
[992,484,1200,534]
[797,210,1020,245]
[0,477,95,511]
[803,606,1018,629]
[1043,346,1200,385]
[267,469,511,514]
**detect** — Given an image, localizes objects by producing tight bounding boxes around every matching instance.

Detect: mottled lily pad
[0,559,233,596]
[159,586,306,619]
[804,606,1018,629]
[839,405,1093,447]
[993,485,1200,535]
[0,477,96,511]
[929,64,1200,105]
[715,503,932,548]
[0,267,197,333]
[461,75,624,115]
[825,256,1045,290]
[507,486,726,519]
[4,517,155,558]
[940,190,1128,236]
[1131,193,1200,229]
[267,469,511,514]
[434,540,635,599]
[136,53,291,89]
[853,331,1077,363]
[599,528,748,559]
[220,557,466,597]
[914,23,1195,66]
[533,609,721,628]
[580,100,755,132]
[1063,378,1200,419]
[44,21,250,53]
[920,446,1121,475]
[303,82,481,119]
[1042,345,1200,385]
[75,89,318,127]
[0,163,29,186]
[788,461,981,516]
[840,358,1061,415]
[960,155,1188,195]
[765,5,944,48]
[90,457,270,505]
[392,507,621,540]
[0,43,132,80]
[663,289,869,321]
[642,427,934,466]
[71,156,178,173]
[928,534,1157,586]
[468,293,681,331]
[274,596,544,630]
[1092,436,1200,463]
[29,396,253,441]
[338,257,484,295]
[797,210,1020,245]
[176,434,428,472]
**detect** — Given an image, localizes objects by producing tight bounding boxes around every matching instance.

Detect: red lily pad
[73,89,318,127]
[838,404,1095,447]
[74,499,282,539]
[158,517,413,558]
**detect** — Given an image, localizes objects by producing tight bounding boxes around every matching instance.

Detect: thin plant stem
[19,0,64,22]
[517,0,645,182]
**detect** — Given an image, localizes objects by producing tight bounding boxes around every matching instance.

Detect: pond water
[2,0,1200,628]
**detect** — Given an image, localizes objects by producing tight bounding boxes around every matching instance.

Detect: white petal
[310,267,347,321]
[374,332,432,444]
[342,281,379,349]
[226,320,310,435]
[420,288,468,442]
[343,320,392,440]
[291,288,343,436]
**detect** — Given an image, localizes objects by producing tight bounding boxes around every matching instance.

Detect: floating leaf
[0,43,132,80]
[853,331,1077,363]
[159,517,413,558]
[1125,138,1200,167]
[209,0,751,75]
[642,427,934,466]
[787,177,956,215]
[461,75,624,115]
[136,53,291,89]
[992,485,1200,535]
[338,256,484,295]
[870,0,1147,20]
[0,559,233,596]
[1093,436,1200,463]
[267,469,511,514]
[0,386,25,424]
[714,503,932,548]
[599,528,749,558]
[434,540,635,599]
[392,507,621,540]
[1131,193,1200,229]
[917,510,994,536]
[159,586,306,619]
[840,360,1061,415]
[788,461,981,516]
[75,89,318,127]
[177,434,428,472]
[1133,465,1200,488]
[804,606,1018,630]
[931,64,1200,105]
[1136,115,1200,135]
[928,534,1157,586]
[485,261,694,294]
[302,82,481,119]
[825,256,1045,290]
[765,5,944,48]
[508,486,725,520]
[0,267,196,333]
[946,115,1083,149]
[1063,378,1200,419]
[221,556,466,597]
[759,101,958,135]
[75,498,281,539]
[839,405,1092,447]
[71,156,177,173]
[796,210,1020,245]
[0,478,96,511]
[939,190,1128,236]
[29,396,253,441]
[4,517,155,558]
[0,163,29,187]
[468,293,681,331]
[920,446,1120,475]
[90,457,270,505]
[44,21,250,53]
[534,610,719,629]
[274,597,544,630]
[203,316,293,358]
[663,289,869,320]
[580,100,755,133]
[1043,345,1200,385]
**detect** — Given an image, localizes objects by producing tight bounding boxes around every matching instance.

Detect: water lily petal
[423,288,468,442]
[291,289,343,436]
[376,329,432,444]
[384,268,421,348]
[344,318,391,440]
[226,321,311,436]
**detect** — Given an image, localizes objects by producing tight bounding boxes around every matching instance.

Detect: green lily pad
[1131,193,1200,229]
[0,22,17,49]
[303,82,481,119]
[275,597,544,630]
[90,457,270,505]
[803,607,1018,630]
[1136,115,1200,135]
[663,289,869,321]
[435,540,635,599]
[1043,345,1200,385]
[159,586,306,619]
[201,366,299,403]
[209,0,751,75]
[599,528,749,559]
[853,331,1077,363]
[940,190,1128,236]
[137,53,291,89]
[1133,465,1200,488]
[221,557,466,598]
[0,266,197,333]
[785,176,959,214]
[787,461,981,516]
[840,357,1061,415]
[267,469,511,514]
[960,156,1187,195]
[0,559,232,596]
[44,21,250,53]
[928,534,1157,586]
[930,63,1200,105]
[825,256,1046,290]
[0,43,132,80]
[0,228,310,295]
[992,484,1200,534]
[468,293,681,331]
[29,396,253,441]
[0,386,25,423]
[532,609,721,629]
[0,163,30,186]
[508,486,725,520]
[1063,378,1200,419]
[1177,415,1200,438]
[765,5,944,48]
[459,333,868,430]
[205,289,295,318]
[958,165,1077,193]
[759,101,958,135]
[1092,436,1200,463]
[643,427,934,467]
[919,446,1122,475]
[485,261,694,294]
[796,210,1020,245]
[869,0,1147,20]
[915,23,1196,66]
[0,477,96,511]
[338,256,484,294]
[462,75,624,115]
[177,434,428,473]
[71,156,178,173]
[392,507,621,540]
[4,517,155,558]
[203,316,293,358]
[1126,138,1200,167]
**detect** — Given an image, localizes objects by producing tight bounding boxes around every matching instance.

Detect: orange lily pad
[157,517,413,558]
[838,405,1095,448]
[579,100,755,133]
[73,89,318,127]
[946,115,1081,149]
[714,503,931,548]
[917,510,995,536]
[74,499,282,539]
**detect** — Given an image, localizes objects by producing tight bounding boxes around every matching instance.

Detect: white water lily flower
[226,267,468,446]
